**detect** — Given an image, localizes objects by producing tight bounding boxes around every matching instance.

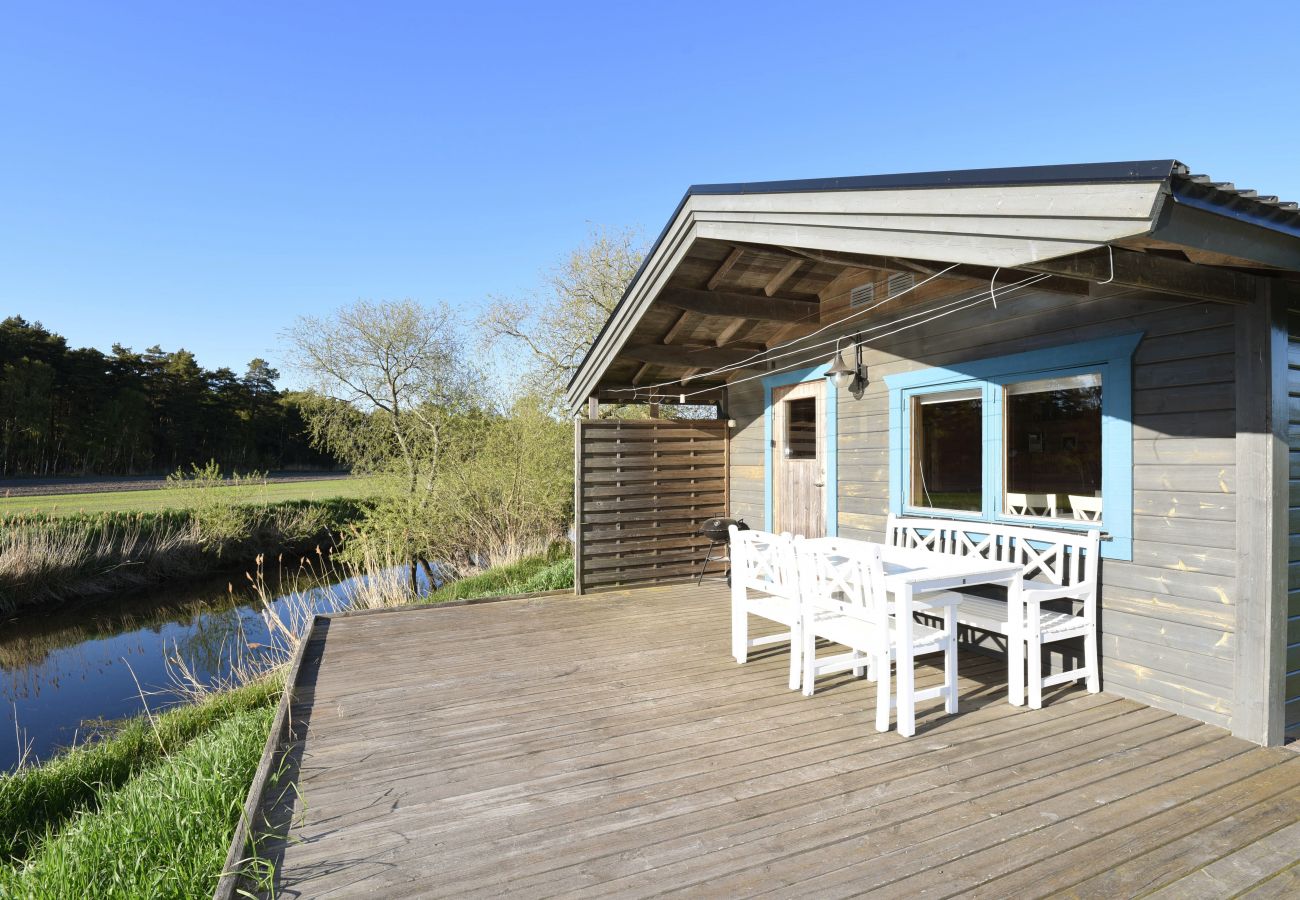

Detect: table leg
[895,584,916,737]
[944,603,958,715]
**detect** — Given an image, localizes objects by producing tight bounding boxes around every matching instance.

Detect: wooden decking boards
[258,582,1300,898]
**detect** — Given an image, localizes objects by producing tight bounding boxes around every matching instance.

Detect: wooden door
[773,380,826,538]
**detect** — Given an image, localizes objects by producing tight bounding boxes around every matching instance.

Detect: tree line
[0,316,334,476]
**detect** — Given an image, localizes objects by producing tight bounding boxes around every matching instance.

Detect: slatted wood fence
[575,417,729,592]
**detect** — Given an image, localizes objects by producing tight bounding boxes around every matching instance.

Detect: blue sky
[1,1,1297,379]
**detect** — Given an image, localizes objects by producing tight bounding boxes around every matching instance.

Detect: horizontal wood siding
[727,286,1239,728]
[578,418,727,590]
[727,378,765,527]
[1287,306,1300,741]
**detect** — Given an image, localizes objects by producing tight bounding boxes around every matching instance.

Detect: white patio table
[802,539,1025,734]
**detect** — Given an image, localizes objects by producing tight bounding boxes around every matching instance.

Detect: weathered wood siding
[577,418,727,591]
[1286,306,1300,741]
[728,286,1239,728]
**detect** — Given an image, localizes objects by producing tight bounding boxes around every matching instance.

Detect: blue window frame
[884,333,1142,560]
[763,363,838,536]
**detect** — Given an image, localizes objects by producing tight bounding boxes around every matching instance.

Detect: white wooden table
[804,540,1024,735]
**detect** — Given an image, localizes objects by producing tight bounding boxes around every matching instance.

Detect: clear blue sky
[2,1,1297,378]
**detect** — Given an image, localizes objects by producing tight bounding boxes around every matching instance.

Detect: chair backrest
[886,514,1101,617]
[1006,492,1058,517]
[1069,495,1103,521]
[794,538,890,645]
[730,525,799,598]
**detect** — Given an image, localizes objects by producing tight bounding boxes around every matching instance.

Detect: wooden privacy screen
[575,418,729,592]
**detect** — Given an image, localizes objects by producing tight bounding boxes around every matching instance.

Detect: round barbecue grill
[696,517,748,584]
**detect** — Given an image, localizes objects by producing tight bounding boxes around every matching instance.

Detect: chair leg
[1084,629,1100,693]
[1027,634,1044,709]
[875,657,891,732]
[788,622,802,691]
[852,650,866,678]
[944,607,958,715]
[731,596,747,665]
[801,621,816,697]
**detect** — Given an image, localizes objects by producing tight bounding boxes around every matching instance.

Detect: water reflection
[0,558,379,772]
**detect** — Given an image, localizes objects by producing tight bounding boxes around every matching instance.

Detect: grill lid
[699,517,747,540]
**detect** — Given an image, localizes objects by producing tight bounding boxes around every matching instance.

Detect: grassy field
[0,477,379,517]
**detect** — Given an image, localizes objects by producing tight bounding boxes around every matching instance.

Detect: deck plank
[261,581,1300,898]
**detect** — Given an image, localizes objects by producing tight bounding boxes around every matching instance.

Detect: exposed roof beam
[706,247,745,290]
[714,319,747,347]
[621,343,766,369]
[679,368,703,384]
[1025,246,1258,305]
[657,287,820,323]
[630,363,653,385]
[662,311,694,343]
[776,245,945,277]
[764,258,803,296]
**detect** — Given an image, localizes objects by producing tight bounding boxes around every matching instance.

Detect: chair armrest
[1019,582,1091,604]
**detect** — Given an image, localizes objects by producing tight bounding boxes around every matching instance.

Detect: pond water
[0,560,431,772]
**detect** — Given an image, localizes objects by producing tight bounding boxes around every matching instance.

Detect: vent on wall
[849,282,875,308]
[887,272,915,298]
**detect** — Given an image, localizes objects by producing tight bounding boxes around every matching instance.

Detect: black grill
[696,517,747,584]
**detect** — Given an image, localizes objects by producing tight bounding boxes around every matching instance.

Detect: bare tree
[480,226,644,406]
[283,299,478,588]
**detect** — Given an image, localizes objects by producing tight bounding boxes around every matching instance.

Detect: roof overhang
[565,160,1300,411]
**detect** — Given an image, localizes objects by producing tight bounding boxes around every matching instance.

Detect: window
[883,333,1141,561]
[1004,374,1103,522]
[910,388,982,512]
[785,397,817,459]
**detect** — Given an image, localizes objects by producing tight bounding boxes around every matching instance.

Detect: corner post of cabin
[1232,278,1289,745]
[573,396,597,596]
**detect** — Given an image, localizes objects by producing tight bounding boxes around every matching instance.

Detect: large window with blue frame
[884,333,1141,560]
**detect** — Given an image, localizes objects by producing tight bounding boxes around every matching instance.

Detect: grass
[0,677,282,865]
[427,547,573,603]
[0,705,275,899]
[0,477,379,517]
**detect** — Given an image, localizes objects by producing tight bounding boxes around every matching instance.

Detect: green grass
[428,549,573,603]
[0,704,275,899]
[0,678,281,865]
[0,477,379,517]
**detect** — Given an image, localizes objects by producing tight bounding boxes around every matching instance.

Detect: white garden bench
[729,525,802,690]
[885,514,1102,708]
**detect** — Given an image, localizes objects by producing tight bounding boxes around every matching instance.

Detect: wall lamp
[827,334,867,398]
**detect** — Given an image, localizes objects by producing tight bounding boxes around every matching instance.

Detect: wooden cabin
[565,160,1300,748]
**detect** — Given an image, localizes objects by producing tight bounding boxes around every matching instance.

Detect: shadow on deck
[254,581,1300,898]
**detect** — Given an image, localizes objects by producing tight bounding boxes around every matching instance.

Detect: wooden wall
[576,418,728,592]
[727,285,1241,728]
[1287,306,1300,741]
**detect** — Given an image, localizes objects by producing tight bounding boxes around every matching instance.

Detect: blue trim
[885,333,1141,560]
[763,364,838,536]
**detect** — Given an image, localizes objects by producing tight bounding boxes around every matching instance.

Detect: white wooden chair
[1068,494,1103,521]
[886,515,1102,708]
[795,537,959,735]
[729,525,802,690]
[1006,491,1057,517]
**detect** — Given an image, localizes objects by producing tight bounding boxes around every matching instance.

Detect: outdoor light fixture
[828,335,868,397]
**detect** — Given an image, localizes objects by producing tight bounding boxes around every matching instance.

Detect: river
[0,560,426,772]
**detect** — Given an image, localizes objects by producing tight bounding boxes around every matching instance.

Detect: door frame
[763,363,837,536]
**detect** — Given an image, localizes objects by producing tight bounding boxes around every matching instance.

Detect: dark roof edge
[686,160,1180,197]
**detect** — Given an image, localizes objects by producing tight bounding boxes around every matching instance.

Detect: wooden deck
[259,582,1300,898]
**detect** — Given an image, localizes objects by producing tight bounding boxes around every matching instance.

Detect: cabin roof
[565,160,1300,411]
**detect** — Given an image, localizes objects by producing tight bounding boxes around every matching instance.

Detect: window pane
[1004,374,1102,522]
[911,391,982,512]
[785,397,817,460]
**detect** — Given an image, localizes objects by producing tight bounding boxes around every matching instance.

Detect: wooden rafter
[714,319,746,347]
[622,344,765,369]
[658,287,819,323]
[764,258,803,296]
[631,362,654,385]
[663,311,694,344]
[707,247,745,291]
